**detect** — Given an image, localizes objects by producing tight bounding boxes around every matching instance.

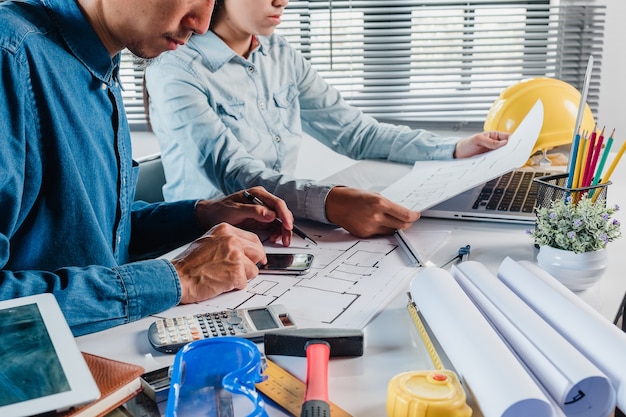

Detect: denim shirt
[146,31,459,223]
[0,0,204,336]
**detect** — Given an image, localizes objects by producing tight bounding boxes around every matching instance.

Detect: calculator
[147,304,297,353]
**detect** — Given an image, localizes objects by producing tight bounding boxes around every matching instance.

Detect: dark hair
[209,0,225,30]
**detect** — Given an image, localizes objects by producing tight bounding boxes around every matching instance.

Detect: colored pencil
[575,132,590,189]
[588,129,614,199]
[581,126,597,188]
[586,127,605,187]
[566,133,581,189]
[572,132,587,189]
[599,137,626,186]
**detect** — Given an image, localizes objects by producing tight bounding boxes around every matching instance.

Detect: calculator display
[247,308,279,330]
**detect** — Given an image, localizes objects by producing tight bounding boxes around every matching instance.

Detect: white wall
[596,0,626,146]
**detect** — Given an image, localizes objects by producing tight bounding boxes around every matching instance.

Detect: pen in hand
[242,190,318,246]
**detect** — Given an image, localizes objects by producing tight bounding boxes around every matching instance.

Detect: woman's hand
[325,186,420,238]
[454,131,509,158]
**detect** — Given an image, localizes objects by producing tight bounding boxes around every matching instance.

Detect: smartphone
[258,253,314,275]
[147,304,297,353]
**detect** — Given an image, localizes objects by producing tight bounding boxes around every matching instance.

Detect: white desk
[77,158,626,417]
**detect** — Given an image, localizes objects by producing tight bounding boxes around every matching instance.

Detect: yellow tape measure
[255,358,352,417]
[407,298,445,371]
[385,294,472,417]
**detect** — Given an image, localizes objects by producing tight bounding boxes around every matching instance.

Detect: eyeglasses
[166,337,268,417]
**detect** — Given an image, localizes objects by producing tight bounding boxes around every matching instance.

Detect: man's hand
[325,186,420,238]
[172,223,267,304]
[194,186,294,246]
[454,131,509,158]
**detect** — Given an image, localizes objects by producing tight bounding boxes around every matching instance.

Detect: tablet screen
[0,294,100,417]
[0,302,71,405]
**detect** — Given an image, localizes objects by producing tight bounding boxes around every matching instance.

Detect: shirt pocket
[273,83,299,108]
[217,100,246,121]
[272,84,300,135]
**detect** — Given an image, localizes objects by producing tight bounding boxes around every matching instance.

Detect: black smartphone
[258,253,314,275]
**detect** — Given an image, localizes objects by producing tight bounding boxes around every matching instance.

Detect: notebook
[422,168,559,224]
[0,294,101,417]
[58,353,144,417]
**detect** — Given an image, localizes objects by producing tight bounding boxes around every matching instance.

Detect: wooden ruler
[255,359,352,417]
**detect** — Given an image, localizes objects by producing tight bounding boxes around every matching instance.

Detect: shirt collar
[190,31,270,72]
[42,0,119,84]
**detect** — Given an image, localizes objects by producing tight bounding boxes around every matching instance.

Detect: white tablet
[0,293,100,417]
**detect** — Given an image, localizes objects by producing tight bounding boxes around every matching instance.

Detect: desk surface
[77,157,626,417]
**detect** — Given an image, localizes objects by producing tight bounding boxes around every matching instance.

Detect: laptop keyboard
[472,170,552,213]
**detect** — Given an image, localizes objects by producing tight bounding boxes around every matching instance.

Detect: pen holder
[533,173,610,209]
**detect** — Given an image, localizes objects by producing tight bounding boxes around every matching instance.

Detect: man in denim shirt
[146,0,509,239]
[0,0,297,336]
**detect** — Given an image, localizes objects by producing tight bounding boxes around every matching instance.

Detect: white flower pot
[536,246,608,291]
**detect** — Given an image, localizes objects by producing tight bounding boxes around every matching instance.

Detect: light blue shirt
[146,32,459,223]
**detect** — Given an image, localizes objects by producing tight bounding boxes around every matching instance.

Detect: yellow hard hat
[484,77,596,156]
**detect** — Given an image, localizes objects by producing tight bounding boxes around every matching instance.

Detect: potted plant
[527,195,621,291]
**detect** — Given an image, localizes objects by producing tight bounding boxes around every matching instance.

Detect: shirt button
[101,83,107,90]
[247,66,255,73]
[259,102,265,110]
[274,136,281,143]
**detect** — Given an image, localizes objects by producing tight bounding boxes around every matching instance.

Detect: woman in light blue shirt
[145,0,508,238]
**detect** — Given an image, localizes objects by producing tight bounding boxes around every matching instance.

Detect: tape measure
[385,293,472,417]
[406,297,444,370]
[255,358,352,417]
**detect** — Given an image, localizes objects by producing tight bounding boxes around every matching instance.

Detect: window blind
[122,1,605,131]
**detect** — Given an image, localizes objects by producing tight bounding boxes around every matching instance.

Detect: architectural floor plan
[154,225,449,329]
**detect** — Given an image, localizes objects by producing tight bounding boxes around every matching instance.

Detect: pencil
[588,129,614,199]
[566,133,581,189]
[586,127,605,187]
[243,190,318,246]
[572,132,587,189]
[600,137,626,186]
[581,126,597,188]
[568,55,593,173]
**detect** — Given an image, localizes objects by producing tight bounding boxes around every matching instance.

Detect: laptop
[0,294,100,417]
[422,167,560,224]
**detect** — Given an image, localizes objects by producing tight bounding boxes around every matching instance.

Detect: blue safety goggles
[166,337,268,417]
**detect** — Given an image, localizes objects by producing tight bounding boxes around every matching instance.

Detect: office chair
[135,153,165,203]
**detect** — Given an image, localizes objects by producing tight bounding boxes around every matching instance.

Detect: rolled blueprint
[453,261,614,417]
[498,257,626,413]
[409,267,552,417]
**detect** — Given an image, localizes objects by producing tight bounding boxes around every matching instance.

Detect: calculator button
[227,316,243,325]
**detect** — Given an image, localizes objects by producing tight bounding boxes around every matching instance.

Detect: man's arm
[0,258,181,336]
[129,199,204,260]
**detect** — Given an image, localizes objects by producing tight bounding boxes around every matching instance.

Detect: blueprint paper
[155,225,449,329]
[381,99,544,212]
[453,261,614,417]
[499,258,626,413]
[409,267,553,417]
